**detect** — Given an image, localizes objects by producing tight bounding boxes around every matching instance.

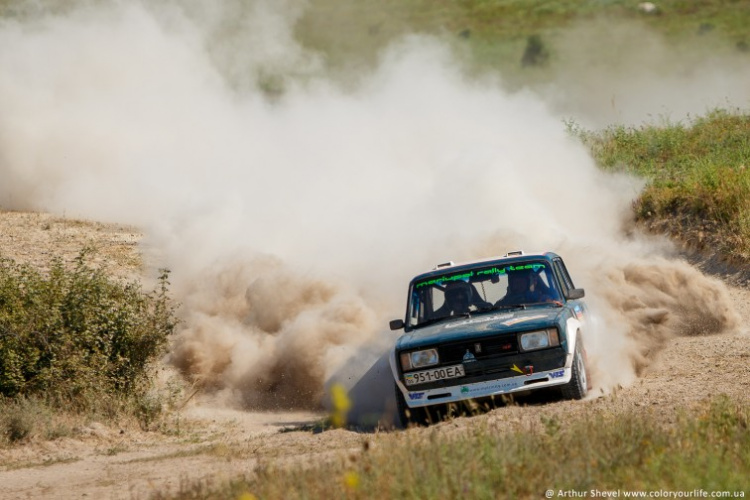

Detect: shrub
[521,34,550,67]
[0,249,177,411]
[0,396,59,445]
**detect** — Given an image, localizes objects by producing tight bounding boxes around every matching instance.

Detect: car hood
[395,306,564,352]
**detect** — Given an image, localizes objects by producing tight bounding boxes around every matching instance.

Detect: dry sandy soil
[0,211,749,500]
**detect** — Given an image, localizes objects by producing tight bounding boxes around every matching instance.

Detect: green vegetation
[3,0,748,82]
[296,0,750,79]
[575,109,750,262]
[151,395,749,499]
[0,250,178,444]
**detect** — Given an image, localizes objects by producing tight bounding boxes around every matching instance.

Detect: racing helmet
[507,269,532,291]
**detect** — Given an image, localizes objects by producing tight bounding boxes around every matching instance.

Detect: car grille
[438,336,518,364]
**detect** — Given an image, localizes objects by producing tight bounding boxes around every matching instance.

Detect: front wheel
[561,338,588,400]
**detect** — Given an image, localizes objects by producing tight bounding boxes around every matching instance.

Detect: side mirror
[389,319,405,331]
[564,288,585,300]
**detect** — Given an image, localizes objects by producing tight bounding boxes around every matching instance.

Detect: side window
[538,267,561,301]
[408,288,429,326]
[552,258,574,295]
[409,286,441,326]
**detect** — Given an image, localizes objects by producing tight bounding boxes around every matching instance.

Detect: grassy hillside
[296,0,750,79]
[3,0,748,77]
[575,110,750,265]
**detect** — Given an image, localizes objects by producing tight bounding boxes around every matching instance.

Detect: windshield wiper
[477,301,563,314]
[515,301,564,308]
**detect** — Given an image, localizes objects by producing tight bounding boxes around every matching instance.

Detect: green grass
[575,109,750,262]
[150,395,749,499]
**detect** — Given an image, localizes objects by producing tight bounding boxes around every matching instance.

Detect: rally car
[388,251,589,426]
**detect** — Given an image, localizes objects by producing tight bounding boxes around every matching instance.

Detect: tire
[561,337,588,400]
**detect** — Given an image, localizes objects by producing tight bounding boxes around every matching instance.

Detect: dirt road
[1,212,748,499]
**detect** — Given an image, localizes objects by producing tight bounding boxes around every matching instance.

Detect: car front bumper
[399,366,572,408]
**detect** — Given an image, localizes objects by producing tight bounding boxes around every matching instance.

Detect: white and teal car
[388,251,590,426]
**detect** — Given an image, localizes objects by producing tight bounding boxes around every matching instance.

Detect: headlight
[400,349,439,371]
[519,329,560,352]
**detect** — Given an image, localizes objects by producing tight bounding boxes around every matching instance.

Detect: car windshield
[406,260,561,328]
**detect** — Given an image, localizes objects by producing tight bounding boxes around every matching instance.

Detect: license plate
[404,364,465,386]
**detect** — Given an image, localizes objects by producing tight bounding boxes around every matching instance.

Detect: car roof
[410,250,560,283]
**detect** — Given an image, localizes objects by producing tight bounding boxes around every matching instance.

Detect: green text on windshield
[414,263,547,289]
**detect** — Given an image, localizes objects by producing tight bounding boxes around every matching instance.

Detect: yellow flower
[330,383,352,428]
[343,471,360,490]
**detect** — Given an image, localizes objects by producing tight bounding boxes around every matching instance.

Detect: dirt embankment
[1,212,748,500]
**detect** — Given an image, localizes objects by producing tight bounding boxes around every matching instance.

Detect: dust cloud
[0,1,743,414]
[169,255,378,409]
[585,256,739,388]
[528,18,750,128]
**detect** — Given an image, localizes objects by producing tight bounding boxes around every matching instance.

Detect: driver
[496,270,551,306]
